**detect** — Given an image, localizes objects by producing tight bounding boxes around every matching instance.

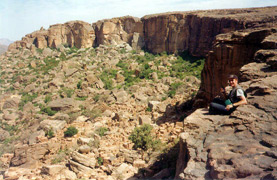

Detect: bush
[167,82,183,98]
[19,92,38,110]
[64,126,78,137]
[40,105,57,116]
[129,124,162,151]
[95,127,109,137]
[44,94,52,103]
[97,157,103,166]
[46,129,54,138]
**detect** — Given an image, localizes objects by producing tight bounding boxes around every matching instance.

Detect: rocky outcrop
[93,16,144,49]
[8,7,277,56]
[196,27,277,105]
[176,75,277,179]
[8,21,95,50]
[175,26,277,179]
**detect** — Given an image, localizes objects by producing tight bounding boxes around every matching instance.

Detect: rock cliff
[9,7,277,57]
[175,21,277,179]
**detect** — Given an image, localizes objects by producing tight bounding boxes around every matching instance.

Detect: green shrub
[97,157,103,166]
[77,80,82,89]
[40,105,57,116]
[44,94,52,103]
[64,126,78,137]
[19,92,38,110]
[46,129,54,138]
[95,127,109,137]
[167,82,183,98]
[129,124,162,151]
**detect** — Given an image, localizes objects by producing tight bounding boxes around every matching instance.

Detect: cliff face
[197,27,276,105]
[142,13,245,56]
[9,7,277,57]
[175,28,277,179]
[8,21,95,50]
[93,16,144,49]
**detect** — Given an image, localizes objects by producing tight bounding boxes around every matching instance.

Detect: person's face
[228,78,238,87]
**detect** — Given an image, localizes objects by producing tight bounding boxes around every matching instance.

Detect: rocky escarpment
[175,25,277,179]
[197,27,277,104]
[8,21,95,50]
[8,7,277,57]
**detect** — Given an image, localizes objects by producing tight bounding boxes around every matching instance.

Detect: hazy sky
[0,0,276,41]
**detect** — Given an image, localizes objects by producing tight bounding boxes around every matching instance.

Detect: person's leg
[209,102,230,115]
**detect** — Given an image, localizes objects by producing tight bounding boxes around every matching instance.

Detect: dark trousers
[209,98,235,115]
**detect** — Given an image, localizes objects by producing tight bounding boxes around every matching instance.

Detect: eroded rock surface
[176,48,277,179]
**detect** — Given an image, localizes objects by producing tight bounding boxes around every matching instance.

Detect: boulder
[113,90,128,103]
[48,98,75,111]
[2,95,20,109]
[28,130,45,145]
[41,164,65,175]
[139,115,152,125]
[39,120,66,133]
[71,151,96,168]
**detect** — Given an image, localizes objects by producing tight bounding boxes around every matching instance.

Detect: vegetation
[129,124,162,151]
[59,87,74,98]
[97,157,103,166]
[45,128,55,138]
[95,127,109,137]
[39,105,57,116]
[64,126,78,137]
[18,92,38,110]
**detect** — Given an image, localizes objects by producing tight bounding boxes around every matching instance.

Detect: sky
[0,0,276,42]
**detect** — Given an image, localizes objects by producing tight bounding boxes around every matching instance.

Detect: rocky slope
[0,43,200,179]
[1,6,277,180]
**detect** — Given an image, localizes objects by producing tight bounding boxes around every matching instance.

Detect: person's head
[228,74,238,87]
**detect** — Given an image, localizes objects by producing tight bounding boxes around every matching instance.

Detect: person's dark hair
[228,74,238,80]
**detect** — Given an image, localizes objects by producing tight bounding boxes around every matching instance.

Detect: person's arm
[226,89,247,110]
[226,96,247,109]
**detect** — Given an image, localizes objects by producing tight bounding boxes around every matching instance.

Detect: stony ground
[0,44,202,179]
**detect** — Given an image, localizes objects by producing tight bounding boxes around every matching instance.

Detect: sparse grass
[75,96,88,101]
[99,69,117,90]
[82,108,102,120]
[44,94,52,103]
[45,128,55,138]
[19,92,38,110]
[95,127,109,137]
[59,87,74,98]
[38,57,60,74]
[51,148,70,164]
[167,82,183,98]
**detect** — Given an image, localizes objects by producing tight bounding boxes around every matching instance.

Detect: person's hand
[225,104,233,110]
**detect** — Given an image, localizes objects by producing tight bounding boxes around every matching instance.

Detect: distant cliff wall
[9,7,276,56]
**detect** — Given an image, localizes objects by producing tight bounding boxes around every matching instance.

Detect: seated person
[209,74,247,115]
